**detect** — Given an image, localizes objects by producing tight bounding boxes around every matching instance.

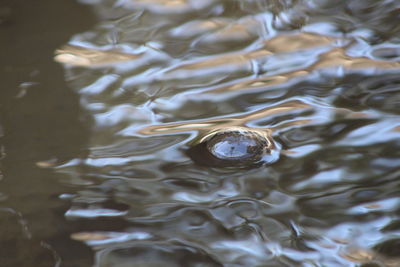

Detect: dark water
[1,0,400,266]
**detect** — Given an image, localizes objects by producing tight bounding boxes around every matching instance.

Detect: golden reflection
[123,0,215,13]
[263,32,337,53]
[71,232,110,242]
[54,45,142,67]
[128,0,187,6]
[196,17,260,46]
[315,46,400,69]
[159,33,336,81]
[55,32,399,88]
[169,19,229,38]
[162,49,272,78]
[340,247,375,263]
[138,100,311,135]
[208,36,400,94]
[340,246,400,267]
[392,126,400,132]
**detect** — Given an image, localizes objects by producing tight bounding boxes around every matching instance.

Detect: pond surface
[1,0,400,266]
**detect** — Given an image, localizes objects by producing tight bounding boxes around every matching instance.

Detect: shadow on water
[0,0,96,266]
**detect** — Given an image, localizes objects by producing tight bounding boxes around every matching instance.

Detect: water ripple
[52,0,400,265]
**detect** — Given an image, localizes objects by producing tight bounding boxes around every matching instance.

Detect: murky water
[1,0,400,266]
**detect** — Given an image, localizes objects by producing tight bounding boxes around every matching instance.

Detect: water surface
[2,0,400,266]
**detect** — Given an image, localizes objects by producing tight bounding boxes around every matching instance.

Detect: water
[1,0,400,266]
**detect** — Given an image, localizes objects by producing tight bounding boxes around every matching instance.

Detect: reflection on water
[54,0,400,265]
[11,0,400,265]
[55,45,143,67]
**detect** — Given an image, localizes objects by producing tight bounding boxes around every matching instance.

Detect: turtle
[137,100,313,168]
[187,126,280,168]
